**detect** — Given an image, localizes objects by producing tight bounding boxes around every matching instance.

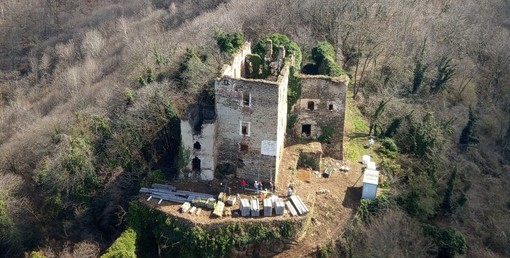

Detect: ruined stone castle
[180,41,348,184]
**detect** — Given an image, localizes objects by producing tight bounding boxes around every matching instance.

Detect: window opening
[192,157,201,171]
[302,124,312,137]
[193,141,201,150]
[242,92,251,107]
[223,79,230,85]
[240,143,248,152]
[329,104,334,110]
[240,121,250,136]
[307,101,315,111]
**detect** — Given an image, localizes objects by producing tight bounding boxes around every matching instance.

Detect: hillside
[1,0,510,257]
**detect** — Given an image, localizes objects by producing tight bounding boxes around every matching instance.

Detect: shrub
[310,41,345,76]
[245,54,267,79]
[401,174,439,220]
[142,169,165,187]
[253,33,302,68]
[0,200,22,256]
[286,114,298,134]
[311,41,336,62]
[127,202,298,257]
[101,228,137,258]
[287,66,301,110]
[376,138,398,158]
[318,125,334,143]
[422,224,467,258]
[215,31,245,53]
[356,191,397,222]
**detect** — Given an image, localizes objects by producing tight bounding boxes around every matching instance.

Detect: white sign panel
[261,140,277,156]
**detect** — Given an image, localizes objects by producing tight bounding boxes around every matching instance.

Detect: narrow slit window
[307,101,315,111]
[242,92,251,107]
[240,121,250,136]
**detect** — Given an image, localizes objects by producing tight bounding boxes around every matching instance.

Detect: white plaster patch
[261,140,277,156]
[201,169,214,181]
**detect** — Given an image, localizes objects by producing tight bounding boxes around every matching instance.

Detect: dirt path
[273,148,364,257]
[274,97,372,257]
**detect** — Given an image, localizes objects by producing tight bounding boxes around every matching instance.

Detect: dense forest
[0,0,509,257]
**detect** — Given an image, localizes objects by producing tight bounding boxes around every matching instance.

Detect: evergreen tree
[412,39,428,94]
[459,108,479,147]
[431,56,455,94]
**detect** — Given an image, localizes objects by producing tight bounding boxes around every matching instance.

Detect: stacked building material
[152,183,177,191]
[250,198,260,217]
[140,184,215,204]
[263,198,273,216]
[213,201,225,217]
[285,201,297,216]
[226,195,237,206]
[180,202,191,213]
[274,198,285,215]
[191,197,217,209]
[240,199,251,217]
[290,195,309,215]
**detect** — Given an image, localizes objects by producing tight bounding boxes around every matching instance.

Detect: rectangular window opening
[242,92,251,107]
[240,121,250,136]
[329,104,334,110]
[307,101,315,111]
[302,124,312,137]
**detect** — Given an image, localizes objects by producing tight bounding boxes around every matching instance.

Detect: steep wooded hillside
[0,0,509,257]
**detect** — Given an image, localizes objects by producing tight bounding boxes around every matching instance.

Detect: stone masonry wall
[180,120,217,180]
[294,76,348,160]
[215,78,282,183]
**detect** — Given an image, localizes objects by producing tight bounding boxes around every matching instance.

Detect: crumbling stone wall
[215,78,284,183]
[293,75,348,160]
[214,41,290,184]
[180,107,217,180]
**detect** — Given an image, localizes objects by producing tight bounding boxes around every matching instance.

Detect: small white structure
[250,198,260,217]
[274,198,285,215]
[362,155,371,165]
[263,198,273,216]
[367,161,376,170]
[361,169,380,199]
[239,199,251,217]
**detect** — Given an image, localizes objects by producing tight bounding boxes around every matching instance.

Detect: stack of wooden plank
[290,195,309,215]
[240,199,250,217]
[250,198,260,217]
[263,198,273,216]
